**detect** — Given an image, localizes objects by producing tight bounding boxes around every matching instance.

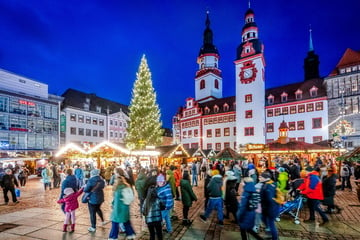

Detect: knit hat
[64,187,74,196]
[211,169,220,176]
[278,167,285,172]
[225,171,237,180]
[260,171,271,180]
[90,169,100,177]
[156,174,165,183]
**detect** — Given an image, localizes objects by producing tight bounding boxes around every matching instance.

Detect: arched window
[200,80,205,89]
[214,79,219,89]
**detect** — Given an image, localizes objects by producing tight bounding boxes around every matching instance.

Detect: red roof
[330,48,360,76]
[267,141,331,151]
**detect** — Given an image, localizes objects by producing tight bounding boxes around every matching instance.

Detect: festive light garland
[332,119,355,136]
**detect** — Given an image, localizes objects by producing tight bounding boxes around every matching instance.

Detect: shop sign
[246,144,265,150]
[60,115,66,132]
[175,150,182,155]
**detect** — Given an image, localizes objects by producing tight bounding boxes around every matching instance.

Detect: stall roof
[186,148,206,157]
[214,147,243,160]
[157,144,190,158]
[267,141,331,151]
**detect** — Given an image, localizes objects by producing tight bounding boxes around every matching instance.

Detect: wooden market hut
[157,144,191,167]
[203,149,218,159]
[186,148,206,163]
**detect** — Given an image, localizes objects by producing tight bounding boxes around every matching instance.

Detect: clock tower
[235,7,266,147]
[195,11,222,103]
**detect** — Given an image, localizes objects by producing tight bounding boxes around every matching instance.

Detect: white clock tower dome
[235,6,266,147]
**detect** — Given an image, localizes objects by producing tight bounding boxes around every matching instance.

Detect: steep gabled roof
[329,48,360,76]
[61,88,129,115]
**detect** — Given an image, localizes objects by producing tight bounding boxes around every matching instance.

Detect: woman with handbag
[108,171,136,240]
[84,169,106,232]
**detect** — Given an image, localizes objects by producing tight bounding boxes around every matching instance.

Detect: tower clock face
[244,68,253,79]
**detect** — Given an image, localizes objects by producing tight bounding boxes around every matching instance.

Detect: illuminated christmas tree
[125,55,164,149]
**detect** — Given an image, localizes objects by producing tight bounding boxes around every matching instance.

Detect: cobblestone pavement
[0,176,360,240]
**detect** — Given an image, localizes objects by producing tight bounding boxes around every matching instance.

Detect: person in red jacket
[298,168,329,226]
[57,187,84,232]
[172,165,182,200]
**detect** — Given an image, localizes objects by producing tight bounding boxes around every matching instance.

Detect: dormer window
[281,92,288,103]
[214,105,219,113]
[223,103,229,111]
[267,95,274,105]
[295,90,303,100]
[204,107,210,114]
[309,86,318,98]
[83,103,89,111]
[85,98,90,103]
[96,106,101,113]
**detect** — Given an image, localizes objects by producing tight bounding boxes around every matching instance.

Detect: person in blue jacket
[84,169,106,232]
[237,177,264,240]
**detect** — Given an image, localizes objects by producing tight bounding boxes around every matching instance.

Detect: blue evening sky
[0,0,359,128]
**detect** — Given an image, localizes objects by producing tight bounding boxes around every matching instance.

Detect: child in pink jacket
[57,187,83,232]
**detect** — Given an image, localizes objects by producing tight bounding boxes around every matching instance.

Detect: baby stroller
[275,193,305,224]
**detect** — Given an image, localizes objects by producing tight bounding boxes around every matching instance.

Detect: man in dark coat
[1,169,19,204]
[322,168,342,213]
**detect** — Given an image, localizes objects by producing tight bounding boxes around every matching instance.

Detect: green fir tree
[125,55,164,149]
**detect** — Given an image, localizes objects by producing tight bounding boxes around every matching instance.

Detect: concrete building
[0,68,62,152]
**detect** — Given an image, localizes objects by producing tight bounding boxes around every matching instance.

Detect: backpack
[248,192,260,210]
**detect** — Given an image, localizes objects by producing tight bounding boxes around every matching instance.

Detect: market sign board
[246,144,265,151]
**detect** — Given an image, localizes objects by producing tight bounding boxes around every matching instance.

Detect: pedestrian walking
[259,171,280,240]
[200,169,224,226]
[18,166,29,187]
[322,167,342,214]
[180,171,197,226]
[108,173,136,240]
[340,161,353,191]
[84,169,106,232]
[237,177,264,240]
[0,169,19,205]
[156,173,174,233]
[57,187,84,232]
[135,168,147,214]
[204,169,212,211]
[74,165,84,189]
[191,162,198,186]
[299,168,329,226]
[173,166,181,200]
[224,171,238,222]
[142,185,163,240]
[41,165,53,190]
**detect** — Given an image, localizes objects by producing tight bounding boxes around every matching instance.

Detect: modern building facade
[0,68,62,152]
[324,48,360,149]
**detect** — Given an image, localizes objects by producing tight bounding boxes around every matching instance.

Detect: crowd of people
[0,157,360,240]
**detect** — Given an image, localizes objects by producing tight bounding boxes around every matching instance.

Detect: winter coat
[156,183,174,210]
[41,168,52,183]
[166,170,176,197]
[204,174,212,198]
[84,175,105,204]
[298,171,324,200]
[260,180,280,219]
[1,174,19,189]
[173,169,181,187]
[233,166,242,183]
[110,184,132,223]
[278,171,289,193]
[224,179,238,210]
[207,174,223,198]
[135,172,147,201]
[289,164,300,180]
[74,168,84,180]
[322,174,337,197]
[60,175,78,199]
[180,179,197,207]
[237,181,257,230]
[191,163,197,175]
[57,188,84,212]
[104,167,113,181]
[340,165,351,177]
[142,188,163,224]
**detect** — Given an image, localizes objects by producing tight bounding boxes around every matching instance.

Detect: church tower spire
[304,26,320,80]
[195,11,222,103]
